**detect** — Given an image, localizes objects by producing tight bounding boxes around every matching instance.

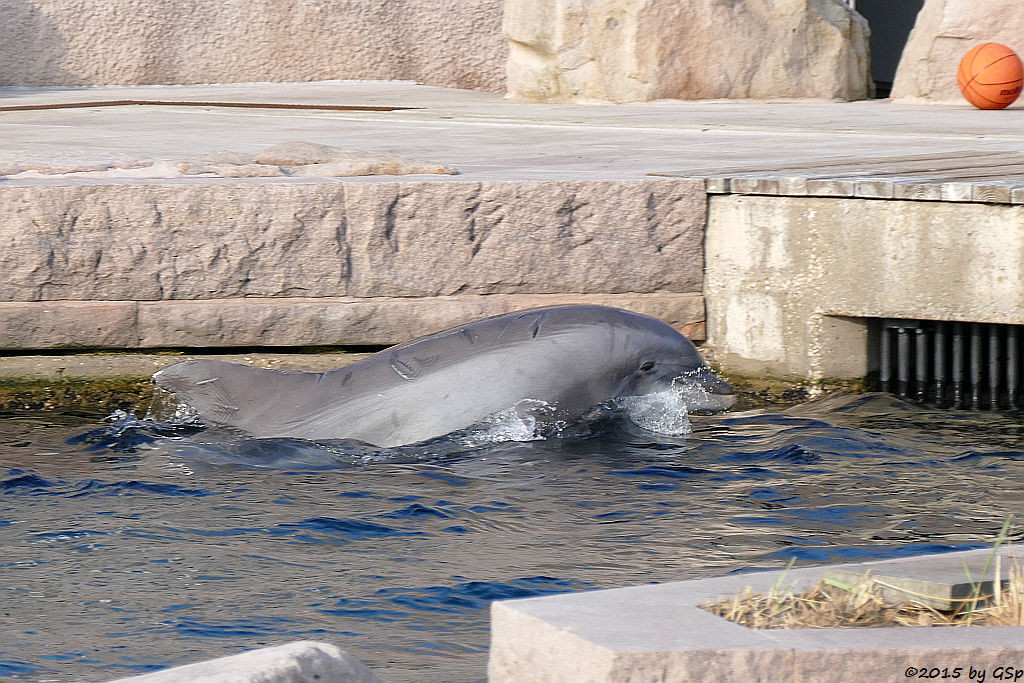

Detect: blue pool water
[1,392,1023,681]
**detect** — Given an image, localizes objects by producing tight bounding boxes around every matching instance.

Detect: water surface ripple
[1,393,1023,681]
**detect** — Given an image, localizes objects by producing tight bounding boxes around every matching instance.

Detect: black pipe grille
[873,319,1024,410]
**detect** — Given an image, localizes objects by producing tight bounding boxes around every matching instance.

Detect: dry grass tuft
[704,562,1024,629]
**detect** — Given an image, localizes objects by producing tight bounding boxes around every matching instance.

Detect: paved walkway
[2,81,1023,183]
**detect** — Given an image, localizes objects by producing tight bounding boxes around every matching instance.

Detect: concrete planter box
[490,545,1024,682]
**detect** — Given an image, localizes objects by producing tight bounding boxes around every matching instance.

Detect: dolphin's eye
[639,360,656,373]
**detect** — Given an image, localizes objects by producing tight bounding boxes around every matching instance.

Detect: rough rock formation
[504,0,871,103]
[0,0,505,91]
[891,0,1024,102]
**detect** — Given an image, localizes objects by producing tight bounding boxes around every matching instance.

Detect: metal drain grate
[874,319,1024,410]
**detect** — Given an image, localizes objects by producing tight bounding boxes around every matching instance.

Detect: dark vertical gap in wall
[869,318,1024,411]
[854,0,926,98]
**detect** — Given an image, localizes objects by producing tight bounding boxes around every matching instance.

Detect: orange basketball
[957,42,1024,109]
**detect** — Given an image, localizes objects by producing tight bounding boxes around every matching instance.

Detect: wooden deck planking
[650,150,1020,179]
[652,151,1024,204]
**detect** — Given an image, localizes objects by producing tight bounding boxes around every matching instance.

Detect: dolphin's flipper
[153,359,321,432]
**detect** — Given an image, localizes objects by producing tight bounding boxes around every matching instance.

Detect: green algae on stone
[0,357,859,415]
[717,371,866,411]
[0,377,155,414]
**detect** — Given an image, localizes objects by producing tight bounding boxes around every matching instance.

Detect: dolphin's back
[153,306,700,446]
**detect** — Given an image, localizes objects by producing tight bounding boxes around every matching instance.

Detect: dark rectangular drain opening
[871,318,1023,410]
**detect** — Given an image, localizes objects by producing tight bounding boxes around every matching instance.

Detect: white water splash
[458,399,565,447]
[144,385,201,424]
[612,386,693,436]
[462,387,696,445]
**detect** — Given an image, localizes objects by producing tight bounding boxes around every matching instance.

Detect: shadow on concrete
[0,0,74,88]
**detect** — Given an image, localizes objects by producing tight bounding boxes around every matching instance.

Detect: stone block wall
[2,0,878,101]
[504,0,872,103]
[0,179,708,349]
[0,0,506,91]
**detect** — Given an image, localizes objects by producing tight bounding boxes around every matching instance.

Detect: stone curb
[0,352,371,381]
[105,640,381,683]
[0,293,706,350]
[489,545,1024,682]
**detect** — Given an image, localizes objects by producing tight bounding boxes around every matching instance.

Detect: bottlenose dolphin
[152,305,735,447]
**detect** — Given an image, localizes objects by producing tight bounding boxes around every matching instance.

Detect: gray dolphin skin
[152,305,736,447]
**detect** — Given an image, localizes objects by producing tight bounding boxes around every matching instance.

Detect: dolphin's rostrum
[152,305,735,447]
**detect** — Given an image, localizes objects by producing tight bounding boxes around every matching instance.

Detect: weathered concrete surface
[6,82,1024,183]
[705,195,1024,379]
[0,294,706,350]
[490,545,1024,682]
[1,142,457,180]
[892,0,1024,102]
[167,141,456,179]
[504,0,871,103]
[0,0,505,91]
[107,640,380,682]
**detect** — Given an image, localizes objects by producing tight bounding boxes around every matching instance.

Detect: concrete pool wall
[706,193,1024,381]
[5,83,1024,386]
[6,172,1022,385]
